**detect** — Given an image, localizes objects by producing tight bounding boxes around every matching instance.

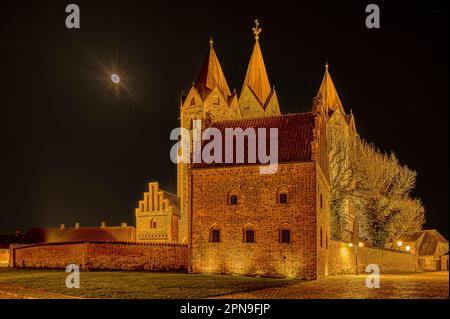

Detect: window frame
[280,229,291,244]
[244,229,255,243]
[229,195,238,205]
[210,229,221,243]
[279,193,288,204]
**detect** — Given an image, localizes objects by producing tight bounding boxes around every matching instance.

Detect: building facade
[390,230,449,271]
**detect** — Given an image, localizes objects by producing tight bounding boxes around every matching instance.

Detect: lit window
[279,193,288,204]
[280,230,291,243]
[211,229,220,243]
[245,230,255,243]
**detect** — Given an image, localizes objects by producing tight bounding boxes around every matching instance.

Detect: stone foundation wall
[10,241,188,271]
[328,239,418,275]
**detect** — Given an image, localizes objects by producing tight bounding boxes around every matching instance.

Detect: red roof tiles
[193,113,315,168]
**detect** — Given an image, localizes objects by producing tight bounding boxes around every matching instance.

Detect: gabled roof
[195,41,231,100]
[163,191,180,208]
[397,231,424,242]
[241,40,271,105]
[17,226,135,244]
[193,113,315,168]
[317,64,344,114]
[57,227,135,242]
[17,228,67,244]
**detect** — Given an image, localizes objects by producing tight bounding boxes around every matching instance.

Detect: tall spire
[195,38,232,100]
[317,61,344,113]
[242,19,271,105]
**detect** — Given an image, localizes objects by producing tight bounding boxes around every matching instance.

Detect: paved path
[213,272,449,299]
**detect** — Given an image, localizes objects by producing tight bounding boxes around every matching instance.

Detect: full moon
[111,74,120,84]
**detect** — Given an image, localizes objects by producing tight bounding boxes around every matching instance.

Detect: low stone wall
[10,241,188,271]
[328,239,418,275]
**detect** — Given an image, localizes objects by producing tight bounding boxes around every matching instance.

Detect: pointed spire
[242,19,271,104]
[317,61,344,113]
[194,38,231,100]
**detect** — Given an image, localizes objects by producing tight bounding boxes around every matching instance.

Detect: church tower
[316,62,356,241]
[239,19,281,118]
[177,39,239,242]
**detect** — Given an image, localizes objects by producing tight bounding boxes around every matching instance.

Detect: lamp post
[348,241,364,276]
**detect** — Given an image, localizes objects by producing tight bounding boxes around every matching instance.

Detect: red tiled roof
[18,226,135,244]
[193,113,315,168]
[57,227,135,242]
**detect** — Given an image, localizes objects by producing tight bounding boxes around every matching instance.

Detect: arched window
[278,222,293,244]
[190,116,199,130]
[209,224,221,243]
[243,223,255,243]
[279,193,288,204]
[190,97,196,106]
[277,186,289,204]
[150,219,157,229]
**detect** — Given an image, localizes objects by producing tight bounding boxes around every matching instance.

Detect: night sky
[0,0,448,238]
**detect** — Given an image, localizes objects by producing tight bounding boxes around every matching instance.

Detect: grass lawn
[0,268,295,299]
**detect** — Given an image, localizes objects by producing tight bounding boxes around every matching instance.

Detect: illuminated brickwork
[11,241,188,271]
[191,162,329,279]
[135,182,180,243]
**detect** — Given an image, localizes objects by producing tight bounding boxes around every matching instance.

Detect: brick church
[134,21,355,279]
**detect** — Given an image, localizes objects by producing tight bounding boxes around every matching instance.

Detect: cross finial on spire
[209,37,214,47]
[252,19,262,40]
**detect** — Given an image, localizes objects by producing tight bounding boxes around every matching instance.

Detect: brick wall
[328,240,418,275]
[190,162,320,279]
[10,241,188,271]
[0,249,9,267]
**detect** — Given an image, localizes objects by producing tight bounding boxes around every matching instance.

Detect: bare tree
[351,138,417,247]
[390,198,426,240]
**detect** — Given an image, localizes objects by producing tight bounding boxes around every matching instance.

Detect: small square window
[230,195,238,205]
[211,230,220,243]
[279,193,288,204]
[281,230,291,243]
[245,230,255,243]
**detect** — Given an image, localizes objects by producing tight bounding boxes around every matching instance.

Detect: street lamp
[348,241,364,276]
[405,245,411,252]
[397,241,403,247]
